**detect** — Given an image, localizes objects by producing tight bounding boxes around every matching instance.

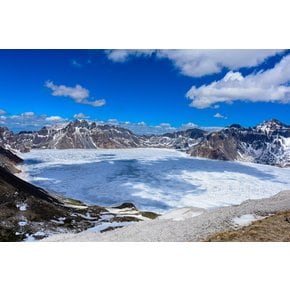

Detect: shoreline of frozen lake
[19,148,290,213]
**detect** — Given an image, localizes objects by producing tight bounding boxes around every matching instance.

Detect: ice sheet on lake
[20,148,290,213]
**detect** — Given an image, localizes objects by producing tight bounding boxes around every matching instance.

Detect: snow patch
[160,207,204,221]
[16,203,28,211]
[86,221,133,233]
[232,214,260,227]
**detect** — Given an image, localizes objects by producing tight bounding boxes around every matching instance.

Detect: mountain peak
[255,119,288,134]
[69,119,90,128]
[263,118,285,126]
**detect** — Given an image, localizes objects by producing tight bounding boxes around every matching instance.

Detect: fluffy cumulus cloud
[186,54,290,108]
[214,113,227,119]
[45,81,106,107]
[0,109,6,115]
[156,50,283,77]
[106,49,283,77]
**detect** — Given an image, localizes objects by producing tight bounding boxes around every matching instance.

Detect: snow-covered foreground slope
[20,148,290,213]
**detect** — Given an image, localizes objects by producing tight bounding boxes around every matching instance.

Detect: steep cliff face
[189,120,290,167]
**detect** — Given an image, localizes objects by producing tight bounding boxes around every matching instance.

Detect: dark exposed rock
[114,202,138,210]
[0,146,23,173]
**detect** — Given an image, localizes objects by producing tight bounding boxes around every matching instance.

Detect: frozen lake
[20,148,290,213]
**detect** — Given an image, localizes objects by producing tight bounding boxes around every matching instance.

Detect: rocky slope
[0,119,206,152]
[0,146,157,241]
[141,128,206,149]
[0,120,142,152]
[206,210,290,242]
[189,119,290,167]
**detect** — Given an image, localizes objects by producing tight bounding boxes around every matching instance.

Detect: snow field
[21,148,290,213]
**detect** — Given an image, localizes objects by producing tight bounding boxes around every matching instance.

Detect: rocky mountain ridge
[0,119,206,152]
[189,119,290,167]
[1,118,290,167]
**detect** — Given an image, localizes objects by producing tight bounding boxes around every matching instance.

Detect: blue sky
[0,49,290,133]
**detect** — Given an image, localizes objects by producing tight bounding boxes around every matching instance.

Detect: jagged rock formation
[0,120,142,151]
[189,119,290,167]
[141,128,206,149]
[0,119,206,152]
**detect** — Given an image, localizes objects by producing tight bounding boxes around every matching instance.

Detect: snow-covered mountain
[141,128,206,149]
[0,120,142,151]
[0,119,206,152]
[189,119,290,167]
[0,118,290,167]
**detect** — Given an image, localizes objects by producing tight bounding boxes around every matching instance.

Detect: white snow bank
[232,214,261,227]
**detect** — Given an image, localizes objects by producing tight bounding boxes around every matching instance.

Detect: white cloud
[214,113,227,119]
[22,112,35,117]
[186,54,290,108]
[1,112,221,135]
[107,118,119,124]
[0,109,6,115]
[73,113,89,119]
[45,116,65,122]
[158,123,172,127]
[45,81,106,107]
[106,49,155,62]
[0,113,67,132]
[106,49,283,77]
[180,122,198,130]
[157,50,283,77]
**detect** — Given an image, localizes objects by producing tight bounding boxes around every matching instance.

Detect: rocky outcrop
[142,128,206,150]
[189,119,290,167]
[0,146,23,173]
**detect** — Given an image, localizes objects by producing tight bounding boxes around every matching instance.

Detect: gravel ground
[43,190,290,242]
